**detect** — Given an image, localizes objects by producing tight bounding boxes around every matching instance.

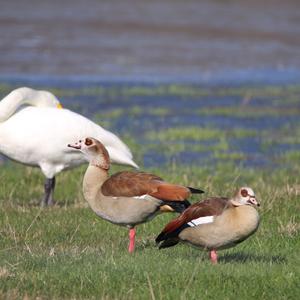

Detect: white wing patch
[112,195,155,201]
[188,216,214,227]
[133,194,149,200]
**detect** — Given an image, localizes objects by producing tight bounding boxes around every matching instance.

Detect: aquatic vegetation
[93,108,124,121]
[146,127,223,141]
[278,150,300,162]
[146,127,256,141]
[213,151,247,161]
[214,84,300,99]
[128,105,143,116]
[119,84,211,98]
[261,125,300,146]
[0,82,299,172]
[197,106,300,118]
[147,107,170,117]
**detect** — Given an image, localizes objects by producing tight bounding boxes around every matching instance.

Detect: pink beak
[249,197,260,207]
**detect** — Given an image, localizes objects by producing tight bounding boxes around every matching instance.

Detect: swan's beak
[67,143,81,150]
[57,103,63,109]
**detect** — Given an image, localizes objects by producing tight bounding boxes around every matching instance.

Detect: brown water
[1,0,300,82]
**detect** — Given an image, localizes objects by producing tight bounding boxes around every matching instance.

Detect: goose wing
[156,197,231,246]
[101,171,192,201]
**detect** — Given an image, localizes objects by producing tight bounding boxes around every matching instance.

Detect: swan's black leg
[41,177,56,207]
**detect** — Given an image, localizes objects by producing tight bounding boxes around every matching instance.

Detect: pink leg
[209,250,218,264]
[128,228,136,253]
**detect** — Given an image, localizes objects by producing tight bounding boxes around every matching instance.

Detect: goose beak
[57,103,63,109]
[67,143,81,150]
[248,197,260,207]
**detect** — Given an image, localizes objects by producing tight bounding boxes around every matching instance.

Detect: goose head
[68,137,110,170]
[230,187,260,207]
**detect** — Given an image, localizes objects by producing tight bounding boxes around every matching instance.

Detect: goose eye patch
[85,138,93,146]
[241,189,248,197]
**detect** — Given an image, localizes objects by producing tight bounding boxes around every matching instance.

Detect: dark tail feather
[188,187,205,194]
[163,200,191,213]
[156,229,180,248]
[155,231,166,244]
[158,238,179,249]
[156,222,190,245]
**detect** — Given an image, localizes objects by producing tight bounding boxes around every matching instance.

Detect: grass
[197,106,300,117]
[147,127,256,141]
[0,162,299,299]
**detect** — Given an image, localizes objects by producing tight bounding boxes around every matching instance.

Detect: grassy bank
[0,162,299,299]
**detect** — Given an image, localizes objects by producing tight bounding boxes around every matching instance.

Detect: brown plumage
[156,187,260,263]
[102,171,192,201]
[159,197,231,235]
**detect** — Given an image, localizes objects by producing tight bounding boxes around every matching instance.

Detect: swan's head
[231,187,260,207]
[15,87,63,109]
[68,137,110,170]
[34,90,63,109]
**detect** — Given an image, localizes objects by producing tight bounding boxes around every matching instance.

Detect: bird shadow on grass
[136,242,286,265]
[219,252,287,264]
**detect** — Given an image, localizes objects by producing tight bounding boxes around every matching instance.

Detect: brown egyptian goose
[156,187,260,263]
[68,137,204,253]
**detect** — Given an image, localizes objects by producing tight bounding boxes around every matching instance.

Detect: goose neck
[82,165,108,211]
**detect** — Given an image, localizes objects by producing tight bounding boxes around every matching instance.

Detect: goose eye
[241,189,248,197]
[85,138,93,146]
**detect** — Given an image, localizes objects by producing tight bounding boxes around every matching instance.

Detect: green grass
[0,162,299,299]
[51,83,300,105]
[147,127,256,141]
[197,106,300,117]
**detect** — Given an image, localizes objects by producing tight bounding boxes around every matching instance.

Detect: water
[1,0,300,83]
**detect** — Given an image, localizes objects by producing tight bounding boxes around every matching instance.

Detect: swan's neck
[82,165,109,212]
[0,89,27,122]
[0,87,55,122]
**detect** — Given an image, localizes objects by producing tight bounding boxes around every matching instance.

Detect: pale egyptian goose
[156,187,260,263]
[68,137,204,253]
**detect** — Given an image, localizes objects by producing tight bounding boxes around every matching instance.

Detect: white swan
[0,87,138,206]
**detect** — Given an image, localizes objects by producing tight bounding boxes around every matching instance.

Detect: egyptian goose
[68,137,204,253]
[0,87,138,206]
[156,187,260,263]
